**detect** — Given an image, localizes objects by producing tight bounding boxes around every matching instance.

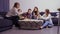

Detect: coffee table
[18,19,43,29]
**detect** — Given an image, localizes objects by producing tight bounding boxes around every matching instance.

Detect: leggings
[5,16,20,27]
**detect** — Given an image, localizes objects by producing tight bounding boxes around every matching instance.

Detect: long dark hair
[45,9,50,16]
[57,8,60,11]
[13,2,20,8]
[33,7,39,15]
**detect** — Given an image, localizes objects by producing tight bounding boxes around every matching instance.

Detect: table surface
[18,19,43,22]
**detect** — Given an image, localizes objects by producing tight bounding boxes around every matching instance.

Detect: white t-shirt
[41,14,53,23]
[6,7,22,17]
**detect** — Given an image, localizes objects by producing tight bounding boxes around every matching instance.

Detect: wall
[9,0,60,12]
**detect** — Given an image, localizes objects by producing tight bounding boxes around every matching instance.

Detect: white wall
[9,0,60,12]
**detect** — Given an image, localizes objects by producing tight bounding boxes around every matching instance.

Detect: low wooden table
[18,19,43,29]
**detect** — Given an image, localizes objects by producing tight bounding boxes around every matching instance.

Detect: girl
[40,9,54,29]
[6,2,22,28]
[32,7,41,19]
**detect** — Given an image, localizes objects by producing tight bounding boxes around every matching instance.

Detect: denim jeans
[42,20,53,28]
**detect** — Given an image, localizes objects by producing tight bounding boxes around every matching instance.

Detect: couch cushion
[52,18,58,26]
[50,12,57,17]
[40,12,44,16]
[0,19,13,28]
[0,12,7,17]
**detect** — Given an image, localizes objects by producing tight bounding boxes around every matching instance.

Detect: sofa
[0,12,13,32]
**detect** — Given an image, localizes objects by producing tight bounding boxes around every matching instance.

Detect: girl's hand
[37,15,40,19]
[18,9,22,12]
